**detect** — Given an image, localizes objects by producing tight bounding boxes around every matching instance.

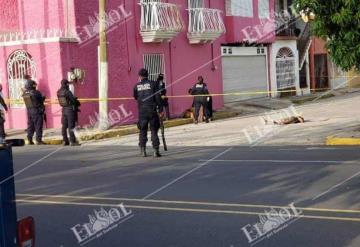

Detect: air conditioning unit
[221,46,267,56]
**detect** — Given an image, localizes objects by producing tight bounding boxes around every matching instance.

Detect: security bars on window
[143,54,165,82]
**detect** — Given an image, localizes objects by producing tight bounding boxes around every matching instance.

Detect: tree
[295,0,360,71]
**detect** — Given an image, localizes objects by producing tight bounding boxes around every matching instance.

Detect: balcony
[276,15,312,70]
[187,8,226,44]
[276,12,313,39]
[139,1,184,43]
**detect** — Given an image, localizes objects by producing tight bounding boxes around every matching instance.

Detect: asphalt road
[10,145,360,247]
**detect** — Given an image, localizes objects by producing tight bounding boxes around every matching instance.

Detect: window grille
[143,54,165,81]
[188,0,204,8]
[7,50,36,108]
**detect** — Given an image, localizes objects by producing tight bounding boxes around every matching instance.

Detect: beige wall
[348,70,360,88]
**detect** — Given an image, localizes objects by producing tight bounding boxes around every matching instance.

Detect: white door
[276,47,296,90]
[222,55,268,103]
[7,50,37,108]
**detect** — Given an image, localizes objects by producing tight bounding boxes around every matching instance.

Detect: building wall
[327,58,347,89]
[0,43,65,129]
[312,38,327,55]
[0,0,19,32]
[347,70,360,88]
[68,0,226,128]
[225,0,276,43]
[1,0,228,129]
[311,37,360,89]
[309,37,348,90]
[0,0,75,35]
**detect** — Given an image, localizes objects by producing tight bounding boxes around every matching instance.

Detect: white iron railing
[0,29,67,43]
[140,1,184,33]
[188,8,226,34]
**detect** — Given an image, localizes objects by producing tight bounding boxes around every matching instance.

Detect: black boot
[153,148,162,158]
[140,147,147,157]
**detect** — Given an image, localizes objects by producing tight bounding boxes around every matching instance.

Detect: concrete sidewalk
[223,87,360,115]
[7,111,239,145]
[6,87,360,146]
[223,88,360,146]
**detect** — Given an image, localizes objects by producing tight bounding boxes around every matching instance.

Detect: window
[188,0,204,8]
[7,50,36,108]
[226,0,253,17]
[143,54,165,81]
[258,0,270,18]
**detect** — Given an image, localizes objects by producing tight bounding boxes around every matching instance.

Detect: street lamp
[300,9,315,23]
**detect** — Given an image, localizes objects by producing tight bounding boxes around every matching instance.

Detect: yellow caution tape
[3,88,332,105]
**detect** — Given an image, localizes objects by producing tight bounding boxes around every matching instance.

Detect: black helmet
[138,68,148,78]
[25,79,37,90]
[157,73,164,81]
[61,79,69,87]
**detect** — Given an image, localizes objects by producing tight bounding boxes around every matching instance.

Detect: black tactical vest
[57,90,70,107]
[22,91,39,108]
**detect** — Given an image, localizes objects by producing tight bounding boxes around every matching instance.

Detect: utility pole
[99,0,109,130]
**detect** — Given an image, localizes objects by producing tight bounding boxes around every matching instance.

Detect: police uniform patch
[137,83,151,91]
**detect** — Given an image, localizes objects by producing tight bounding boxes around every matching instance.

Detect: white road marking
[313,170,360,201]
[1,147,63,185]
[198,159,354,164]
[142,147,233,200]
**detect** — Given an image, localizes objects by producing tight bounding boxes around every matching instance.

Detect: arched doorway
[7,50,36,108]
[276,47,296,93]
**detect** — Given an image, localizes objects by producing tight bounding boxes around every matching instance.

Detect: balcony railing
[139,1,184,43]
[187,8,226,44]
[298,22,312,70]
[276,15,312,70]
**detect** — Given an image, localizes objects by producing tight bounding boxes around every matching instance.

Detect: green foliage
[295,0,360,71]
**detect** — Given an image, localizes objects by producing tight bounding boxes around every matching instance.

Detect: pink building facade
[0,0,275,129]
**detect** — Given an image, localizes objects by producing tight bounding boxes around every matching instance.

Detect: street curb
[44,139,63,145]
[291,93,335,105]
[43,111,239,145]
[326,137,360,146]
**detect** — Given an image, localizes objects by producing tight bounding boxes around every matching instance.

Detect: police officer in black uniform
[156,73,170,120]
[22,80,45,145]
[57,79,81,146]
[134,68,164,157]
[191,76,210,124]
